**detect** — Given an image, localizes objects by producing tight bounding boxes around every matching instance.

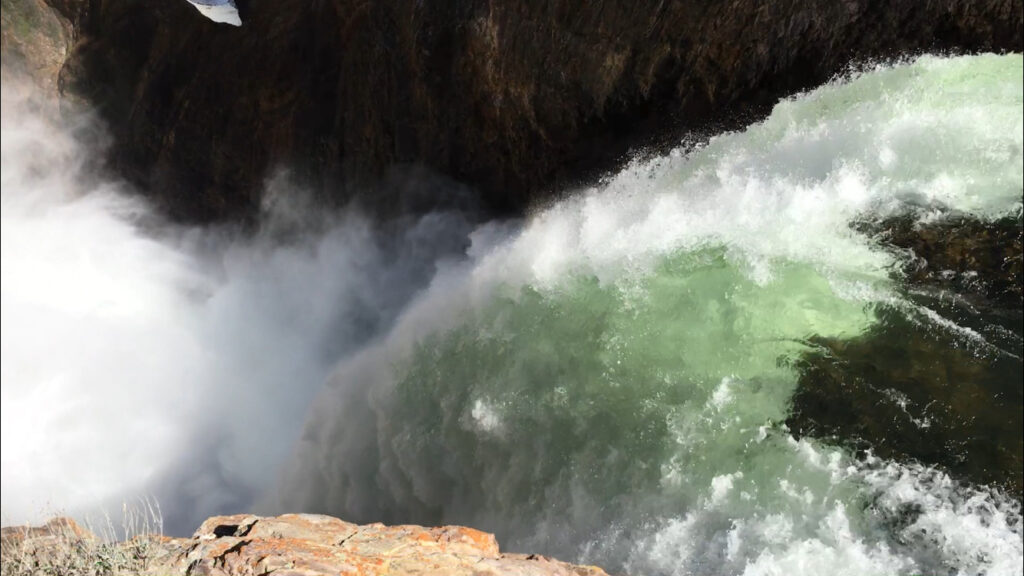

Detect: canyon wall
[15,0,1024,219]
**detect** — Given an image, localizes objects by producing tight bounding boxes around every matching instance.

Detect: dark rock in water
[868,213,1023,307]
[36,0,1024,221]
[789,214,1023,500]
[789,311,1023,498]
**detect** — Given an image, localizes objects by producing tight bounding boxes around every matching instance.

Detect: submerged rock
[867,213,1023,308]
[789,214,1023,499]
[0,514,610,576]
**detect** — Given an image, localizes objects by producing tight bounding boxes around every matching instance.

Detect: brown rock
[0,516,95,549]
[53,0,1022,222]
[0,517,102,575]
[1,514,610,576]
[0,0,75,92]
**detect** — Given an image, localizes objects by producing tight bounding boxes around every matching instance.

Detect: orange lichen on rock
[3,514,611,576]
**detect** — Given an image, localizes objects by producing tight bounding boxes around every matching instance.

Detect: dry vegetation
[0,501,163,576]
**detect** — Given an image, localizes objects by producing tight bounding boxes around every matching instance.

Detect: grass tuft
[0,499,164,576]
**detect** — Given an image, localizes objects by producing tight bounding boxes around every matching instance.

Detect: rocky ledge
[1,514,609,576]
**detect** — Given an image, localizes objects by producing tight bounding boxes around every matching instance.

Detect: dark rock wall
[55,0,1024,221]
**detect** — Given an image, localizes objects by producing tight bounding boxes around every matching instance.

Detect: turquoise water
[284,54,1024,575]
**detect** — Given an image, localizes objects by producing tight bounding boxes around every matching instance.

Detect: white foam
[285,54,1023,575]
[186,1,242,26]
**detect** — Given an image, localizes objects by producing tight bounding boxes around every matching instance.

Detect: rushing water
[2,54,1022,575]
[280,54,1024,575]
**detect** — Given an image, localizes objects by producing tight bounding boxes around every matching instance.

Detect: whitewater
[2,54,1022,575]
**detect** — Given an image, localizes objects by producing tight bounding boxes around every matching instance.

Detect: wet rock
[1,514,611,576]
[788,311,1023,498]
[866,213,1023,307]
[52,0,1022,222]
[789,214,1023,499]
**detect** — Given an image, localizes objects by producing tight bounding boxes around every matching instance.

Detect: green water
[286,54,1024,575]
[393,250,874,515]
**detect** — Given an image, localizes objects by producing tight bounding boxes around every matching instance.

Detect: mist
[0,75,480,535]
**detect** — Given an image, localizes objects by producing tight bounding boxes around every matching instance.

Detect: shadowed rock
[33,0,1024,222]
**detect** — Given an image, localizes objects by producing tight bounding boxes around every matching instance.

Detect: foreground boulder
[1,514,610,576]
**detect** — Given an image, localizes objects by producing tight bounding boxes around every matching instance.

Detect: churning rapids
[2,54,1022,575]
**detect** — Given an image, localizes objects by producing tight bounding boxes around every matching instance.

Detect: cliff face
[29,0,1024,220]
[1,514,610,575]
